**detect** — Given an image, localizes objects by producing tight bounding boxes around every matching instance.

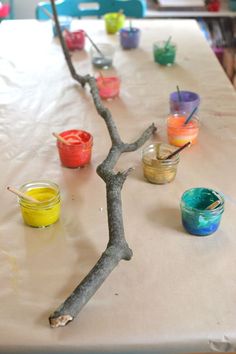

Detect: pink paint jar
[64,30,85,50]
[57,129,93,168]
[96,76,120,100]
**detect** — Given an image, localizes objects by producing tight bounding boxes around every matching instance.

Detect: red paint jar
[64,30,85,50]
[57,129,93,168]
[96,76,120,100]
[0,4,10,18]
[206,0,220,11]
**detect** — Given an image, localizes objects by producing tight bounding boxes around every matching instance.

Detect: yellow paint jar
[19,180,60,228]
[142,143,180,184]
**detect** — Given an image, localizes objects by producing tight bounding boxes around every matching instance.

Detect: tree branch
[48,0,156,328]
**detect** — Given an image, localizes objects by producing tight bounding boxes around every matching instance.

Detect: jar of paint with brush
[104,12,125,34]
[167,112,200,147]
[64,29,85,50]
[90,43,115,69]
[120,27,141,49]
[169,90,200,115]
[181,188,224,236]
[153,39,176,66]
[56,129,93,168]
[52,16,72,37]
[18,180,61,228]
[142,142,180,184]
[96,75,120,100]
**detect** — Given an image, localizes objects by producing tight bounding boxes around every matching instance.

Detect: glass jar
[104,12,125,34]
[57,129,93,168]
[142,143,180,184]
[19,180,61,228]
[64,29,85,51]
[120,27,141,49]
[169,90,200,115]
[90,43,115,69]
[96,76,120,100]
[167,113,200,147]
[181,188,224,236]
[52,16,72,37]
[153,40,176,66]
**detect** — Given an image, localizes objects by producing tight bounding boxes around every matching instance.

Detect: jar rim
[153,40,176,47]
[167,113,199,119]
[19,180,60,206]
[58,129,93,147]
[169,90,200,102]
[120,27,140,33]
[96,76,120,84]
[142,142,180,164]
[104,12,125,19]
[181,187,224,213]
[167,114,200,127]
[90,42,115,51]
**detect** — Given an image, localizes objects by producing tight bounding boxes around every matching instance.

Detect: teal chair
[36,0,146,19]
[113,0,146,17]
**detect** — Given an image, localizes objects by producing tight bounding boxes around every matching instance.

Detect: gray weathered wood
[48,0,157,328]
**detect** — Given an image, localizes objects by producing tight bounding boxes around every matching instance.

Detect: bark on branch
[48,0,157,328]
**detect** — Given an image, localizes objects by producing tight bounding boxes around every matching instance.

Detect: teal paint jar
[180,188,224,236]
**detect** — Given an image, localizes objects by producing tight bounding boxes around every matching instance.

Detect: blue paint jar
[180,188,224,236]
[52,16,72,37]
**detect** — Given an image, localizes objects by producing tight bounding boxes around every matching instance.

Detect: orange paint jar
[167,114,200,147]
[57,129,93,168]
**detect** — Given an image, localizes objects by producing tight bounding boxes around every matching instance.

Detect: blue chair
[36,0,146,19]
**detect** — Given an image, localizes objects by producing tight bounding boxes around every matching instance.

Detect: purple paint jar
[169,90,200,115]
[120,27,140,49]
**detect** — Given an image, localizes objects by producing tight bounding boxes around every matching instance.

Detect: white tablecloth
[0,19,236,354]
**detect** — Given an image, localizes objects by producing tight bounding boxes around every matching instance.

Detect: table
[0,18,236,354]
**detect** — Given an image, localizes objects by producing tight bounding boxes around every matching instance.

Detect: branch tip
[152,123,158,133]
[49,314,73,328]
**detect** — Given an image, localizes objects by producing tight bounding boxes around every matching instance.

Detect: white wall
[14,0,39,19]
